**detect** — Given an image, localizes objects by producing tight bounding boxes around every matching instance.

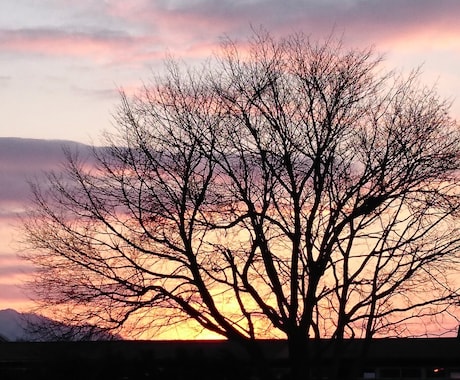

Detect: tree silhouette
[21,31,460,380]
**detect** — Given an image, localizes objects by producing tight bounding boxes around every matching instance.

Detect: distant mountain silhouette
[0,309,120,341]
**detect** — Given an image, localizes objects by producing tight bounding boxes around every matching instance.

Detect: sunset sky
[1,0,460,315]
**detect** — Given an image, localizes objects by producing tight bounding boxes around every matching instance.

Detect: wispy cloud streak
[0,28,161,64]
[2,1,459,64]
[0,138,95,308]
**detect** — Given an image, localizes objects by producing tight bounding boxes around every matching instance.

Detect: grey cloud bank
[0,138,90,203]
[0,138,94,308]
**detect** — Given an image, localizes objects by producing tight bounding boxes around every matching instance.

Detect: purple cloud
[107,0,460,46]
[0,138,90,204]
[0,138,94,308]
[0,253,34,277]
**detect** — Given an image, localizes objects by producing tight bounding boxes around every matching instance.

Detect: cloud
[1,1,459,69]
[71,85,120,100]
[0,27,160,65]
[105,0,460,45]
[0,138,92,309]
[0,283,28,302]
[0,253,34,278]
[0,138,91,204]
[0,252,33,305]
[72,0,455,69]
[0,137,89,167]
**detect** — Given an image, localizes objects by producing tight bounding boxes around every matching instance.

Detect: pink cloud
[335,1,460,51]
[0,138,90,310]
[2,1,459,69]
[0,254,34,278]
[0,252,34,310]
[0,283,28,301]
[0,28,161,65]
[104,0,460,49]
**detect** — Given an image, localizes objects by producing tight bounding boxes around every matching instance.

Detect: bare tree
[21,31,460,379]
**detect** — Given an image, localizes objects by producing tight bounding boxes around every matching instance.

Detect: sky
[1,0,460,143]
[0,0,459,324]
